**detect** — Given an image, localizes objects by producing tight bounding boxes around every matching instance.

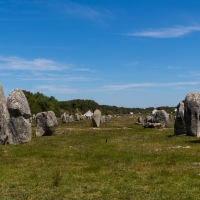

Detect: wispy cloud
[102,81,200,91]
[125,61,139,66]
[73,68,90,71]
[63,2,100,19]
[0,55,72,71]
[49,1,114,22]
[167,66,181,69]
[127,26,200,38]
[102,83,154,90]
[18,75,90,82]
[190,71,200,76]
[37,85,79,94]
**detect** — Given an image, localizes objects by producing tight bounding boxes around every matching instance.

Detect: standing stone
[74,113,80,121]
[69,115,74,122]
[36,111,58,136]
[46,111,58,134]
[143,116,155,127]
[0,84,11,144]
[154,110,169,127]
[184,92,200,137]
[144,116,154,124]
[100,115,106,123]
[61,112,69,123]
[137,116,144,124]
[174,101,186,135]
[35,112,46,136]
[7,88,32,144]
[106,114,112,121]
[91,109,101,127]
[79,115,85,120]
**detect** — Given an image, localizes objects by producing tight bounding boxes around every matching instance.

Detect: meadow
[0,115,200,199]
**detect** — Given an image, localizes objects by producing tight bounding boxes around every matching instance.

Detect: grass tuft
[52,170,62,187]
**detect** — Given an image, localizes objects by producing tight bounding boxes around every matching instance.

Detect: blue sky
[1,0,200,108]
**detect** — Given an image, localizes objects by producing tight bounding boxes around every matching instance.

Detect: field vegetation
[0,115,200,199]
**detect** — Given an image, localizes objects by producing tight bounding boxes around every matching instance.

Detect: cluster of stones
[136,110,170,128]
[0,85,32,144]
[61,109,113,127]
[174,92,200,137]
[61,112,85,123]
[91,109,113,127]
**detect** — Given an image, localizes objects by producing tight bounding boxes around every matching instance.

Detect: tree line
[23,90,175,117]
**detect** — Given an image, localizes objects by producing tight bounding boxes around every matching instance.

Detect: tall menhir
[7,88,32,144]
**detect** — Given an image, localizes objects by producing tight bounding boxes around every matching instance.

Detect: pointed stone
[174,101,186,135]
[7,88,32,144]
[91,109,101,127]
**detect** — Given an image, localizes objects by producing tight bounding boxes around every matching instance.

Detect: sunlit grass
[0,115,200,199]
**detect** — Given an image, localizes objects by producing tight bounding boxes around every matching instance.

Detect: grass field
[0,115,200,199]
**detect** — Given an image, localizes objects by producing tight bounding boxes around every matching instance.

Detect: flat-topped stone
[184,92,200,137]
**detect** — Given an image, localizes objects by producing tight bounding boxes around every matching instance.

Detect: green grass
[0,115,200,199]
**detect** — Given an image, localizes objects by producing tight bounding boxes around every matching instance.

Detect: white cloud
[102,81,200,91]
[126,61,139,66]
[37,85,79,94]
[64,2,100,18]
[190,71,200,76]
[102,83,154,90]
[73,68,90,71]
[167,66,181,69]
[18,75,90,82]
[0,72,11,76]
[0,55,72,71]
[50,1,114,21]
[127,26,200,38]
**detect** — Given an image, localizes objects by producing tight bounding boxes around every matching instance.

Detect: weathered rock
[69,115,74,122]
[144,116,154,125]
[137,116,144,124]
[144,122,162,128]
[0,84,11,144]
[154,110,169,127]
[7,88,32,144]
[100,115,106,123]
[61,112,69,123]
[106,114,112,121]
[184,92,200,137]
[74,113,80,121]
[36,111,58,136]
[174,101,186,135]
[91,109,101,127]
[79,115,85,120]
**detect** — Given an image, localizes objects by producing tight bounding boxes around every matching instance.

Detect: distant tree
[23,90,60,117]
